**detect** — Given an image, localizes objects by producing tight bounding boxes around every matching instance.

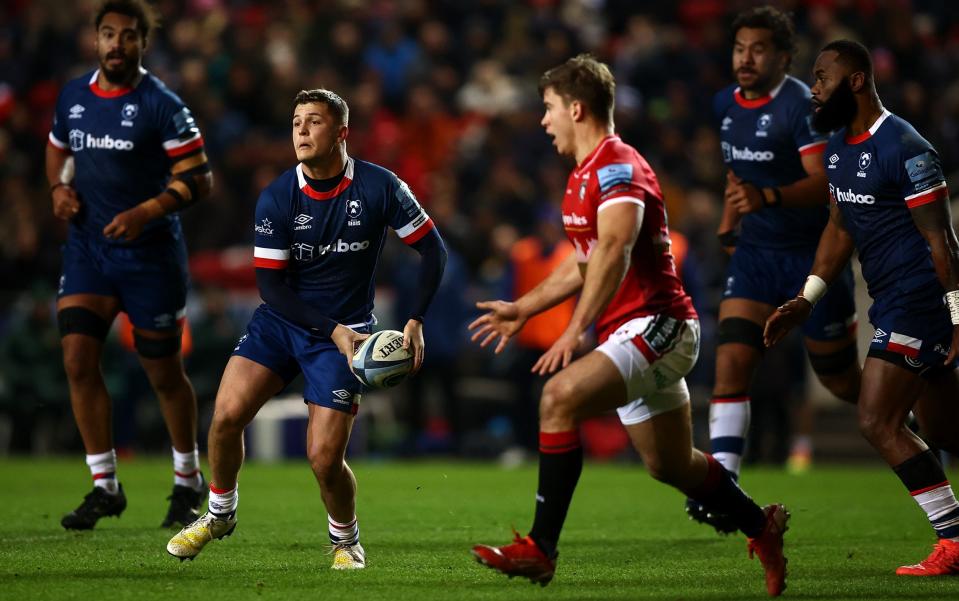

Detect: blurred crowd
[2,0,958,458]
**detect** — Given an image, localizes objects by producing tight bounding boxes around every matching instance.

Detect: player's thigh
[111,241,188,332]
[212,355,286,429]
[858,356,925,431]
[306,403,355,466]
[914,366,959,451]
[57,293,121,373]
[539,350,628,422]
[623,394,694,478]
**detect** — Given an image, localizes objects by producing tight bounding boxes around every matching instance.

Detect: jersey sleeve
[895,138,948,209]
[252,188,291,269]
[48,90,70,151]
[791,98,828,157]
[594,161,647,213]
[388,177,435,245]
[155,94,204,160]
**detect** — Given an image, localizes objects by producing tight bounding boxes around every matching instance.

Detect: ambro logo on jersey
[721,142,774,162]
[68,129,135,152]
[829,183,875,205]
[68,104,85,119]
[293,214,313,230]
[828,154,839,169]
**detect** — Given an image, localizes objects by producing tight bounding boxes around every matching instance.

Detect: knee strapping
[808,343,858,375]
[717,317,764,350]
[57,306,109,340]
[134,332,181,358]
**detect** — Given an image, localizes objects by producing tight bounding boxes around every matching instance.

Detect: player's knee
[540,377,575,421]
[134,332,181,359]
[211,405,249,435]
[717,318,764,351]
[643,452,688,487]
[810,344,860,403]
[307,447,342,487]
[857,407,892,446]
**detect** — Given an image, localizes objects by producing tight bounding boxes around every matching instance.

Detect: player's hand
[725,171,763,214]
[331,324,370,366]
[468,300,528,354]
[402,318,425,375]
[764,297,813,347]
[103,205,152,241]
[531,328,584,375]
[945,325,959,365]
[51,184,81,220]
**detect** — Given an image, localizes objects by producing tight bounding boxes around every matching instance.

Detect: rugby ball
[351,329,413,388]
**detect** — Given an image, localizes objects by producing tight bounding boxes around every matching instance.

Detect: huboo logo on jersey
[120,103,138,127]
[318,239,370,255]
[829,183,874,205]
[68,104,85,119]
[346,199,363,226]
[857,152,871,178]
[721,142,774,162]
[828,153,840,169]
[68,129,134,152]
[293,214,313,230]
[755,113,773,137]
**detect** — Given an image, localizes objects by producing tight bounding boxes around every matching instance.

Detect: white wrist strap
[800,275,828,307]
[946,290,959,326]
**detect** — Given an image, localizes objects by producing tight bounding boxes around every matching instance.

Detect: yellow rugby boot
[166,512,236,561]
[331,542,366,569]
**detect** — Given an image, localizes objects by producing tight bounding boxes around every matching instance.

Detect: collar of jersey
[296,159,354,200]
[733,76,787,109]
[844,108,891,144]
[574,134,620,177]
[88,67,146,98]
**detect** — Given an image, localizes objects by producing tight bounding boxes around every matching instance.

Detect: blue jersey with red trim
[714,75,829,249]
[48,68,204,245]
[824,110,948,301]
[253,158,435,327]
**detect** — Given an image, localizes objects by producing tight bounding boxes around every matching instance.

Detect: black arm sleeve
[407,227,448,321]
[255,268,338,338]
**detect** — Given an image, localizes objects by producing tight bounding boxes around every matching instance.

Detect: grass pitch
[1,458,958,600]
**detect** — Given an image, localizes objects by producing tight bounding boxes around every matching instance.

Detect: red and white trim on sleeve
[395,213,435,245]
[905,182,948,209]
[798,141,827,156]
[597,195,645,213]
[296,160,355,201]
[163,132,204,158]
[253,247,290,269]
[887,332,922,358]
[48,131,69,151]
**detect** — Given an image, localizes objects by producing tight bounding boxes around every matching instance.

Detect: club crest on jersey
[68,104,85,119]
[292,242,314,261]
[857,152,871,177]
[346,199,363,226]
[579,180,587,200]
[755,113,772,137]
[720,116,732,131]
[255,218,274,235]
[121,103,138,127]
[293,214,313,230]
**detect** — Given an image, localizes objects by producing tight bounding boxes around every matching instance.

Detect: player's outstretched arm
[532,201,642,375]
[764,203,855,347]
[46,143,80,220]
[103,151,214,241]
[469,252,582,354]
[910,193,959,364]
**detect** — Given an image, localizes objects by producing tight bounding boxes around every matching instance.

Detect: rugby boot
[331,542,366,569]
[166,511,237,561]
[685,497,738,534]
[471,529,556,586]
[162,472,207,528]
[896,539,959,576]
[61,484,127,530]
[747,503,790,597]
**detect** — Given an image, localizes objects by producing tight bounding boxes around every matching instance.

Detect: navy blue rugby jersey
[714,75,829,249]
[824,109,948,301]
[253,158,435,328]
[48,68,204,245]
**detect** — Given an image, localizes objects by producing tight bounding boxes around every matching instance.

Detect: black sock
[893,449,947,492]
[528,430,582,557]
[687,453,765,537]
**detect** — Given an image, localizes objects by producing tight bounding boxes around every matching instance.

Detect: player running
[765,40,959,576]
[469,55,789,596]
[689,6,862,533]
[166,89,447,569]
[46,0,212,530]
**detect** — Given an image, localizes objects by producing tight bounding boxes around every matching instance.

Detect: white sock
[209,484,238,518]
[913,482,959,538]
[328,514,359,545]
[172,446,202,490]
[87,450,118,495]
[709,395,751,479]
